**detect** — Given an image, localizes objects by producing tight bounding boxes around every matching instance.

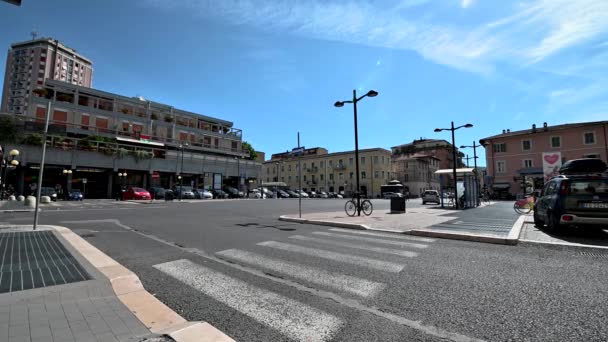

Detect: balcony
[307,167,319,173]
[333,165,346,170]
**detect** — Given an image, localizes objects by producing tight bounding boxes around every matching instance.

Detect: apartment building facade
[0,79,260,198]
[392,154,440,196]
[262,147,393,198]
[480,121,608,197]
[1,37,93,115]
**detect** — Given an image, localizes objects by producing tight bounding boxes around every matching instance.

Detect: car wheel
[547,212,564,235]
[422,201,426,205]
[533,210,544,228]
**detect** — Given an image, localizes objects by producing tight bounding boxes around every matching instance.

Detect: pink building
[1,37,93,115]
[480,121,608,197]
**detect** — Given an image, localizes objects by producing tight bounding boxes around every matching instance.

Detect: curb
[48,225,234,342]
[279,215,369,230]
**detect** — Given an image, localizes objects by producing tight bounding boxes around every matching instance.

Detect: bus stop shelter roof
[435,168,476,176]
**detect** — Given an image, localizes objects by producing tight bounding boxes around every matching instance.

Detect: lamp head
[434,128,442,133]
[10,160,18,166]
[366,90,378,97]
[464,123,473,128]
[334,101,344,108]
[9,149,19,157]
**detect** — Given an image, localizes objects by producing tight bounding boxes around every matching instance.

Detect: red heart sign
[544,154,559,164]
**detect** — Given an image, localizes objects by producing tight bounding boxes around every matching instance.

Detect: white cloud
[144,0,608,76]
[461,0,474,9]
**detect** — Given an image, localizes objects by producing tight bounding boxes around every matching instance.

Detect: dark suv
[534,160,608,233]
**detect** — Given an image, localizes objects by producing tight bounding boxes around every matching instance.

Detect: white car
[248,189,262,199]
[296,190,309,198]
[422,190,440,204]
[197,189,213,199]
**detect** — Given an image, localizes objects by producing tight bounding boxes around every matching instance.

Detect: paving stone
[8,336,30,342]
[51,327,74,341]
[8,324,28,337]
[94,332,119,342]
[49,318,69,330]
[30,325,52,339]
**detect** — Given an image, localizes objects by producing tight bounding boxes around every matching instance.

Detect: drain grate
[578,251,608,258]
[0,231,90,293]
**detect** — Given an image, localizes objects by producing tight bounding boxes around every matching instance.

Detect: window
[374,156,379,164]
[375,171,379,178]
[349,158,353,166]
[361,157,366,165]
[493,143,507,153]
[349,172,353,179]
[496,161,506,173]
[329,174,334,181]
[303,175,306,181]
[281,165,284,172]
[320,161,324,168]
[523,159,533,168]
[550,136,561,148]
[303,163,306,169]
[361,171,366,179]
[329,160,333,167]
[339,173,344,180]
[522,140,531,151]
[288,176,292,181]
[584,132,596,145]
[584,153,600,159]
[288,165,291,171]
[320,174,324,181]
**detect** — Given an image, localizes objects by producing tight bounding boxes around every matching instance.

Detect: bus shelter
[435,168,480,208]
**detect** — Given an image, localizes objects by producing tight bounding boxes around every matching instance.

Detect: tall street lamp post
[334,89,378,216]
[117,171,127,200]
[460,141,481,206]
[0,147,20,200]
[434,122,473,209]
[178,143,188,201]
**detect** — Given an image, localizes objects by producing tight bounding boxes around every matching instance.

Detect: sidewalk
[0,225,233,342]
[280,201,525,245]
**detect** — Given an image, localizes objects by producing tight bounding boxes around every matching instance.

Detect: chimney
[532,124,536,132]
[543,122,548,131]
[507,129,511,133]
[502,129,506,134]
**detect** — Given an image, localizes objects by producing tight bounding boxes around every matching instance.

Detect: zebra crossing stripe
[328,228,436,242]
[153,259,343,341]
[289,235,419,258]
[257,241,404,273]
[216,249,385,297]
[312,231,428,249]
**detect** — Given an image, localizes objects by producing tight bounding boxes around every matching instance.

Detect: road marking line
[312,231,428,249]
[328,228,435,242]
[216,249,385,297]
[290,235,419,258]
[154,259,343,341]
[258,241,404,273]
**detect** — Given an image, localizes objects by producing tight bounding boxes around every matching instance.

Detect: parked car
[122,187,151,200]
[223,186,244,198]
[277,190,290,198]
[212,189,229,199]
[260,187,274,199]
[296,190,309,198]
[382,192,401,199]
[40,187,58,201]
[534,159,608,234]
[195,189,213,199]
[286,190,300,198]
[422,190,441,204]
[149,187,170,199]
[173,186,195,199]
[248,189,262,199]
[67,190,84,201]
[335,193,343,199]
[308,191,317,198]
[318,191,329,198]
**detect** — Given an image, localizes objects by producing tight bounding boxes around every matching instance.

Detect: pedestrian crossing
[154,228,437,341]
[44,200,144,209]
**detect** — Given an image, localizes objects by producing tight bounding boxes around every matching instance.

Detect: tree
[242,141,257,160]
[0,117,17,143]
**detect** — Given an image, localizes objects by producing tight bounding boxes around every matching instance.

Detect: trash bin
[390,196,406,214]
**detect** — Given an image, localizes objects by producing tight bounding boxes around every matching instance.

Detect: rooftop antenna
[31,31,39,40]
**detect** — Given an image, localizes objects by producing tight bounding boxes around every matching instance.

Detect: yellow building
[262,147,394,198]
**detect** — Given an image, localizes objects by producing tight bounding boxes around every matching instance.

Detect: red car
[122,187,151,200]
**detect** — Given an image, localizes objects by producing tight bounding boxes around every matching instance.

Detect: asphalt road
[2,199,608,342]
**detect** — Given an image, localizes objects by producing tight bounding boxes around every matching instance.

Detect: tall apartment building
[480,121,608,197]
[1,37,93,115]
[262,147,393,198]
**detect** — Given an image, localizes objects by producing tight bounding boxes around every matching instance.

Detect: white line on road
[312,231,428,249]
[257,241,404,273]
[328,228,436,242]
[216,249,385,297]
[154,259,343,341]
[289,235,419,258]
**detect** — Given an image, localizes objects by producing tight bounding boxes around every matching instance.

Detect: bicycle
[344,194,373,216]
[480,193,491,205]
[513,196,534,214]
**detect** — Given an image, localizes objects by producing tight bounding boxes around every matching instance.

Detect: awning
[492,183,511,190]
[435,168,476,176]
[517,167,543,175]
[116,137,165,147]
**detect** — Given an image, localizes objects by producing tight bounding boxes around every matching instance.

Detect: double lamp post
[434,122,472,209]
[0,147,20,200]
[334,89,378,216]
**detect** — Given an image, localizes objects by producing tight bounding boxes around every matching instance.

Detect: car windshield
[133,188,146,192]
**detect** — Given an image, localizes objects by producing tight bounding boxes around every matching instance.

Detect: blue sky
[1,0,608,165]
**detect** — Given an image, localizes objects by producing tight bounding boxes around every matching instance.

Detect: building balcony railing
[0,113,250,158]
[333,165,346,170]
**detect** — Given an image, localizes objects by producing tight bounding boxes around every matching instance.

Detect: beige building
[393,154,440,197]
[262,147,393,198]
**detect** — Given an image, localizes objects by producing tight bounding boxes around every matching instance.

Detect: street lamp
[178,142,188,201]
[434,122,473,209]
[0,148,20,200]
[460,141,481,206]
[334,89,378,216]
